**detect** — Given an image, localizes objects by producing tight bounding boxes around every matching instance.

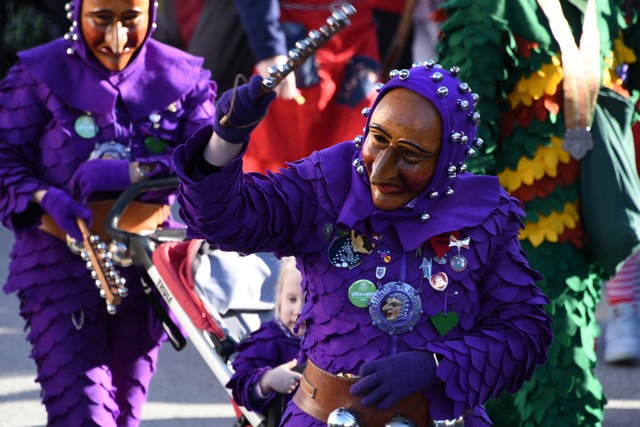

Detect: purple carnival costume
[226,319,302,416]
[175,63,552,426]
[0,0,216,425]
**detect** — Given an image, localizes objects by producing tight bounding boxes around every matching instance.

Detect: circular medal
[88,141,131,160]
[563,127,593,160]
[369,281,422,335]
[328,233,361,269]
[348,279,376,308]
[74,114,97,139]
[450,254,467,272]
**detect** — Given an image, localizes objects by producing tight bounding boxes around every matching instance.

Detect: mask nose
[105,21,128,54]
[370,146,400,182]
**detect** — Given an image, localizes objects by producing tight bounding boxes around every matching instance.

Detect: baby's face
[279,270,305,336]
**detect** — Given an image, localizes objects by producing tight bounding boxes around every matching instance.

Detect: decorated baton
[219,3,356,127]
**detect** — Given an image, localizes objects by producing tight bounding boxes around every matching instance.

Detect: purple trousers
[17,273,163,426]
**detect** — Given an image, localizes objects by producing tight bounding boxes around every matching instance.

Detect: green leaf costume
[437,0,639,425]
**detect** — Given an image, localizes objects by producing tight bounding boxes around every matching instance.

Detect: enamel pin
[430,232,459,265]
[348,279,377,308]
[429,271,449,291]
[328,233,361,269]
[351,230,374,254]
[420,257,432,279]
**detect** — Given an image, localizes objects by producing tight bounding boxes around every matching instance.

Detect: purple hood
[16,0,205,120]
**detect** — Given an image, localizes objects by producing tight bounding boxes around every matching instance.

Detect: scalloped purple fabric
[175,129,552,424]
[226,320,302,414]
[0,2,217,421]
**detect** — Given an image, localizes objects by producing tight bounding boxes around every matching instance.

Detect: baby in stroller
[154,238,302,427]
[226,256,305,426]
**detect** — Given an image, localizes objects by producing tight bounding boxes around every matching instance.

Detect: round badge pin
[328,233,361,269]
[74,114,97,139]
[348,279,376,308]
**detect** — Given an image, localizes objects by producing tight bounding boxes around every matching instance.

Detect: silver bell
[108,240,132,267]
[433,416,465,427]
[327,407,361,427]
[66,235,85,254]
[385,415,417,426]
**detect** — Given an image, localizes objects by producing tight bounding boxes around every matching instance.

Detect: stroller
[100,177,289,427]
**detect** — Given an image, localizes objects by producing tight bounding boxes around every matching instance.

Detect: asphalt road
[0,225,638,426]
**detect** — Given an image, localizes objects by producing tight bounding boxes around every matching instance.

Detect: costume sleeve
[174,125,317,255]
[225,322,283,412]
[233,0,287,61]
[136,68,216,178]
[425,193,553,419]
[0,62,51,232]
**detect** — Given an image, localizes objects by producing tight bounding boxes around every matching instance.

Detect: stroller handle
[105,176,180,242]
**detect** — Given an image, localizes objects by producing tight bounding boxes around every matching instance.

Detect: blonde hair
[274,256,299,318]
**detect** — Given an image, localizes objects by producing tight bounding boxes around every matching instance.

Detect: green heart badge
[144,136,169,154]
[431,310,459,336]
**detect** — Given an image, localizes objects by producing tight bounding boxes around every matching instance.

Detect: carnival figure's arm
[424,193,553,419]
[134,68,217,179]
[0,62,57,232]
[175,76,314,253]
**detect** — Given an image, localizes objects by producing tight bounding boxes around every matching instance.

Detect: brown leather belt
[293,359,431,427]
[39,200,170,243]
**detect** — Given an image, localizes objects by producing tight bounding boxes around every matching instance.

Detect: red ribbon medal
[429,231,459,264]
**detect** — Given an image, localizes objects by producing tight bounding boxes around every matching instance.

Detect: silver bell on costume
[433,416,465,427]
[385,415,417,426]
[327,407,361,427]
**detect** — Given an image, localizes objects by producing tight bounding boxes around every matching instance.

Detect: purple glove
[350,351,439,410]
[40,187,93,241]
[212,74,277,144]
[70,159,131,199]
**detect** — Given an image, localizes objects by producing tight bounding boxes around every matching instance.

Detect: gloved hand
[40,187,92,241]
[70,159,131,199]
[350,351,439,410]
[212,74,277,144]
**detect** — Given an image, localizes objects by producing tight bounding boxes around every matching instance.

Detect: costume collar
[18,38,204,120]
[317,142,501,251]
